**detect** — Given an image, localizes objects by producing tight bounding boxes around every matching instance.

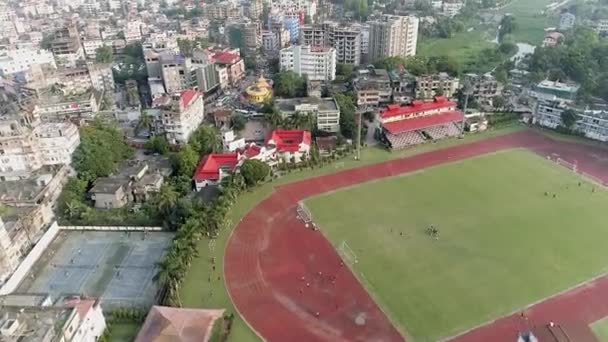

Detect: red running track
[224,130,608,342]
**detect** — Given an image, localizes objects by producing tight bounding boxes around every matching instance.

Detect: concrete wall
[0,221,59,295]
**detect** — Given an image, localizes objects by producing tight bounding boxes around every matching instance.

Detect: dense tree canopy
[561,109,580,129]
[72,121,133,182]
[95,46,113,63]
[498,15,517,42]
[189,125,221,155]
[231,113,247,131]
[526,27,608,103]
[273,71,307,97]
[239,159,271,186]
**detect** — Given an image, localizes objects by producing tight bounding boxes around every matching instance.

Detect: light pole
[460,80,472,137]
[356,109,362,161]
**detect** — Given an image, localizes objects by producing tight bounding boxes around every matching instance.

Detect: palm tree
[289,112,308,129]
[135,112,153,136]
[264,110,283,128]
[156,184,178,215]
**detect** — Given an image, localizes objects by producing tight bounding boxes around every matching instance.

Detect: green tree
[335,93,357,138]
[144,136,170,155]
[492,95,507,110]
[273,71,306,97]
[561,108,580,129]
[95,46,113,63]
[262,104,283,128]
[498,15,517,42]
[72,121,134,182]
[239,159,271,186]
[336,64,354,78]
[174,145,199,177]
[177,38,194,57]
[135,112,153,135]
[189,125,221,155]
[230,113,247,131]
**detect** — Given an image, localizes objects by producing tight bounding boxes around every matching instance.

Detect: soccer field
[306,150,608,341]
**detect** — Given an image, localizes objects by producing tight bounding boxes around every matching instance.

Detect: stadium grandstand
[378,97,464,149]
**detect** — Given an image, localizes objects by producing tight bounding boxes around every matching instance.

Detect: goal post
[556,158,578,173]
[338,241,358,265]
[296,201,313,224]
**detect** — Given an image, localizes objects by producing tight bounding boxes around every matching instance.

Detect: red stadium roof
[380,97,457,119]
[266,130,311,153]
[193,153,239,181]
[382,111,464,135]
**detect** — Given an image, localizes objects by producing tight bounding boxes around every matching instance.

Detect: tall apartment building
[0,47,56,76]
[242,22,262,56]
[50,25,84,67]
[0,115,80,180]
[300,22,362,65]
[280,45,336,81]
[160,53,192,94]
[154,89,205,144]
[368,15,419,62]
[55,63,114,94]
[464,73,502,106]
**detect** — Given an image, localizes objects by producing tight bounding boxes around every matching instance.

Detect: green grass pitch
[306,150,608,341]
[592,318,608,342]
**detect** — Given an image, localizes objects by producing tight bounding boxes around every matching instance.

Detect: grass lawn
[592,318,608,342]
[418,30,494,66]
[496,0,556,44]
[108,322,140,342]
[306,150,608,341]
[178,124,524,342]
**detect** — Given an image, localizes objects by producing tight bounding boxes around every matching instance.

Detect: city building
[530,79,579,103]
[193,152,241,189]
[542,31,564,47]
[207,48,246,88]
[275,97,340,132]
[533,99,608,142]
[242,22,262,55]
[354,68,393,107]
[368,15,419,62]
[154,89,205,144]
[595,19,608,36]
[50,25,85,67]
[0,115,80,180]
[160,53,192,94]
[300,21,362,65]
[415,73,460,99]
[0,47,55,76]
[244,75,273,104]
[33,89,102,122]
[379,97,464,149]
[55,63,115,94]
[280,45,336,81]
[89,177,130,208]
[265,129,311,162]
[82,38,105,59]
[464,73,502,107]
[0,295,106,342]
[135,306,225,342]
[559,12,576,31]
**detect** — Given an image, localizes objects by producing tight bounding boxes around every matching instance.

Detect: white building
[280,45,336,81]
[155,89,205,144]
[595,19,608,36]
[0,294,106,342]
[559,12,576,31]
[0,119,80,180]
[82,38,105,59]
[533,100,608,142]
[32,123,80,166]
[275,97,341,132]
[368,15,419,61]
[0,47,55,76]
[300,22,362,65]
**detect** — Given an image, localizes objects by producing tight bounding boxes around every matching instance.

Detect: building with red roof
[193,153,241,190]
[151,89,205,145]
[379,97,463,149]
[205,47,246,88]
[265,129,311,162]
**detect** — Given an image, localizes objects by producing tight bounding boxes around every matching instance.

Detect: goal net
[556,158,577,172]
[296,201,313,224]
[338,241,358,265]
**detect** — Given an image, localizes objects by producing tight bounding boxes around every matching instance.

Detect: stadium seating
[422,123,461,140]
[387,131,426,149]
